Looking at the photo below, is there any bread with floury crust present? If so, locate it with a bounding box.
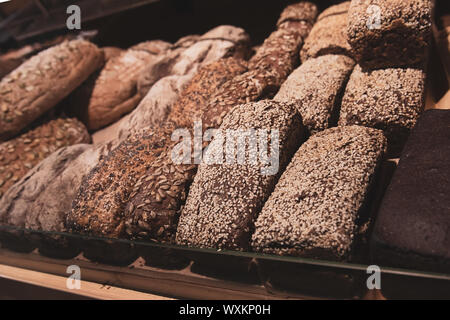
[0,40,103,142]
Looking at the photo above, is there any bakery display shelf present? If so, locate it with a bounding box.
[0,226,449,300]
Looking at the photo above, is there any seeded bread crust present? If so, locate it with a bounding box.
[275,54,355,134]
[0,117,90,199]
[338,65,426,156]
[300,1,352,62]
[347,0,432,69]
[176,100,305,251]
[251,126,387,260]
[69,41,171,130]
[0,40,103,142]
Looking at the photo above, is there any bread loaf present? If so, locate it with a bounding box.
[101,47,124,61]
[0,142,113,230]
[66,123,177,238]
[176,100,305,251]
[0,40,103,142]
[116,26,251,141]
[68,2,318,243]
[300,1,352,62]
[251,126,387,260]
[338,65,426,156]
[0,117,90,199]
[121,58,248,242]
[347,0,432,69]
[274,54,355,134]
[68,40,171,130]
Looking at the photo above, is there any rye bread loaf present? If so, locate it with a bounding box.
[251,126,387,260]
[338,64,426,156]
[176,100,305,251]
[0,117,90,199]
[0,40,103,142]
[347,0,432,69]
[300,1,352,62]
[116,26,251,141]
[68,40,171,130]
[274,54,355,134]
[0,142,113,232]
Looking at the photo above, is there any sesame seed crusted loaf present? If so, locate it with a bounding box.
[276,1,318,27]
[251,125,387,260]
[0,40,103,142]
[116,26,251,141]
[0,117,90,199]
[338,65,426,156]
[68,40,171,131]
[347,0,433,69]
[176,100,305,251]
[275,54,355,134]
[300,1,352,62]
[371,109,450,273]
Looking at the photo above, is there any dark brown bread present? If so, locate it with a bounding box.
[176,100,305,251]
[251,126,387,260]
[338,65,426,156]
[347,0,432,69]
[300,1,352,62]
[0,40,103,142]
[68,41,171,130]
[0,117,90,199]
[275,54,355,133]
[371,110,450,272]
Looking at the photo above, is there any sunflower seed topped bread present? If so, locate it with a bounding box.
[116,26,251,141]
[175,100,305,251]
[251,126,387,260]
[0,117,90,199]
[300,1,352,62]
[338,65,426,156]
[347,0,432,69]
[66,123,177,238]
[275,54,355,134]
[0,40,103,142]
[68,40,171,131]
